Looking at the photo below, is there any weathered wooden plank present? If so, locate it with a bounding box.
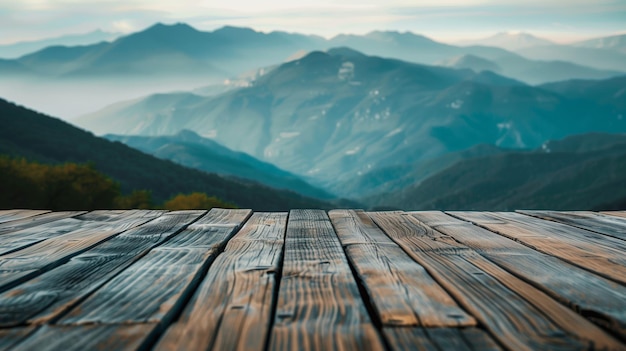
[59,247,214,324]
[0,218,105,256]
[155,212,287,351]
[59,208,251,325]
[383,327,502,351]
[519,210,626,241]
[451,211,626,285]
[0,210,161,256]
[329,209,475,328]
[382,327,439,351]
[76,209,165,221]
[0,210,50,224]
[601,211,626,219]
[0,210,21,217]
[0,211,205,327]
[0,211,85,236]
[369,211,624,351]
[451,328,504,351]
[268,209,385,351]
[11,324,155,351]
[413,211,626,338]
[0,210,161,293]
[0,327,36,351]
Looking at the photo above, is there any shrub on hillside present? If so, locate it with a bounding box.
[163,192,236,210]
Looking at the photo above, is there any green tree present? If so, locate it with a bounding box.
[44,162,120,210]
[0,156,120,210]
[116,190,154,209]
[0,157,46,208]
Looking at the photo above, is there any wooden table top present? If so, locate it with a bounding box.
[0,208,624,351]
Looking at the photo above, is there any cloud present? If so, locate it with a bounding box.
[111,20,136,33]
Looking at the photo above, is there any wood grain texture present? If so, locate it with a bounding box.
[0,210,50,224]
[0,211,205,327]
[0,211,85,236]
[268,210,385,351]
[383,327,502,351]
[75,209,164,221]
[155,212,287,351]
[59,208,251,325]
[0,327,35,351]
[451,211,626,284]
[369,211,624,351]
[413,211,626,338]
[329,209,475,328]
[0,211,161,293]
[0,209,624,351]
[0,210,161,256]
[60,247,217,324]
[601,211,626,219]
[11,324,155,351]
[519,210,626,241]
[0,218,103,256]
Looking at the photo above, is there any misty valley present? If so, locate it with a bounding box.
[1,23,626,211]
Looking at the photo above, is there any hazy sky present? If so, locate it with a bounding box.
[1,0,625,44]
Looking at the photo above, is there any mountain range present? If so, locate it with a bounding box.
[9,23,623,84]
[104,130,334,200]
[516,43,626,72]
[437,53,621,85]
[574,33,626,53]
[4,24,323,79]
[2,23,626,210]
[0,30,119,59]
[75,48,626,197]
[0,98,335,210]
[457,32,555,51]
[371,133,626,210]
[1,25,623,83]
[1,23,624,118]
[459,32,626,71]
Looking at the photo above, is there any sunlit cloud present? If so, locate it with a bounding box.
[111,20,136,33]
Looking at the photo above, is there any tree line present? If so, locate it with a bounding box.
[0,156,236,210]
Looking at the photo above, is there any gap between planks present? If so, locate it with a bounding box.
[329,209,501,351]
[413,211,626,339]
[369,211,624,351]
[0,210,206,327]
[10,209,252,351]
[450,211,626,285]
[0,210,164,293]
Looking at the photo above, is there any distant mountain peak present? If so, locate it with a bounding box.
[573,33,626,52]
[175,129,202,138]
[143,22,199,34]
[326,47,365,58]
[364,30,436,43]
[118,22,203,44]
[300,50,331,61]
[213,26,259,36]
[459,31,553,51]
[438,54,502,74]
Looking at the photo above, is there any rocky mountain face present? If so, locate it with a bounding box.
[76,50,626,197]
